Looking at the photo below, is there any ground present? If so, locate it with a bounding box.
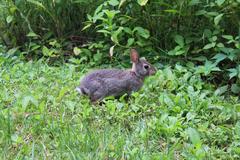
[0,60,240,159]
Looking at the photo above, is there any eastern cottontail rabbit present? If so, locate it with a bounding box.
[76,48,156,103]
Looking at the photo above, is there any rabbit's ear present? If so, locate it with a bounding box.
[130,49,139,63]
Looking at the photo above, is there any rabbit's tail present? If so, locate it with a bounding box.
[75,86,88,95]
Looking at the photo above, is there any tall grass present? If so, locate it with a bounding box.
[0,0,103,46]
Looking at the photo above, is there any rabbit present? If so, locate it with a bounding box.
[76,48,156,103]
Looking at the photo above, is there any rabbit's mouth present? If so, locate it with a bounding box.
[149,69,156,76]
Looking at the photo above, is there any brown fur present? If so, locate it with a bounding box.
[76,48,156,103]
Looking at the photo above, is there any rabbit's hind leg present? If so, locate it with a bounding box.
[90,89,106,104]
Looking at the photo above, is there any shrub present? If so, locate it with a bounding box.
[0,0,240,93]
[82,0,240,93]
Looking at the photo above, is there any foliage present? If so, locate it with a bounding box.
[1,0,240,92]
[82,0,240,93]
[0,0,103,47]
[0,59,240,159]
[1,0,240,158]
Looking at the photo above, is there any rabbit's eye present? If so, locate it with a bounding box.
[144,65,149,69]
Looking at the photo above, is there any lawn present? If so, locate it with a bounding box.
[1,60,240,159]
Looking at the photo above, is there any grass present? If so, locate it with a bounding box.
[0,59,240,159]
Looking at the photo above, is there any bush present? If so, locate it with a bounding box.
[0,0,103,46]
[0,0,240,93]
[83,0,240,93]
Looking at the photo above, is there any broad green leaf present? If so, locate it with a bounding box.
[228,66,240,79]
[163,94,174,107]
[196,60,221,75]
[42,46,51,56]
[174,45,182,51]
[168,46,185,56]
[214,85,228,96]
[208,105,224,110]
[127,38,134,46]
[10,6,17,14]
[203,29,212,38]
[217,43,224,48]
[97,29,111,34]
[219,47,232,54]
[49,40,58,47]
[123,27,132,35]
[228,69,237,79]
[195,10,207,16]
[104,10,120,19]
[222,35,233,40]
[111,27,123,44]
[207,12,219,16]
[7,48,18,55]
[136,40,145,47]
[93,12,104,23]
[6,16,13,23]
[212,53,227,63]
[31,44,41,51]
[231,84,240,94]
[11,134,23,144]
[212,36,217,42]
[27,0,47,10]
[216,0,225,6]
[118,0,126,8]
[27,32,39,37]
[174,35,184,47]
[133,27,150,39]
[87,14,92,21]
[203,42,216,49]
[192,56,207,62]
[93,52,102,62]
[137,0,149,6]
[189,0,200,6]
[167,50,176,56]
[186,112,197,121]
[73,47,81,56]
[164,67,175,80]
[235,43,240,49]
[204,60,221,71]
[175,50,185,55]
[186,127,201,145]
[58,87,68,100]
[94,4,103,15]
[214,13,224,25]
[108,0,119,6]
[22,95,38,109]
[65,101,75,112]
[81,23,92,31]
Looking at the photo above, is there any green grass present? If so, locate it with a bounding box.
[0,60,240,159]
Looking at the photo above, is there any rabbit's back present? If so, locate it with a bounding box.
[79,69,143,100]
[82,69,127,80]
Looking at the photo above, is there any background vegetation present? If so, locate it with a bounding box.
[0,0,240,159]
[1,0,240,92]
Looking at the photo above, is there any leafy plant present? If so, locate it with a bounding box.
[82,0,153,61]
